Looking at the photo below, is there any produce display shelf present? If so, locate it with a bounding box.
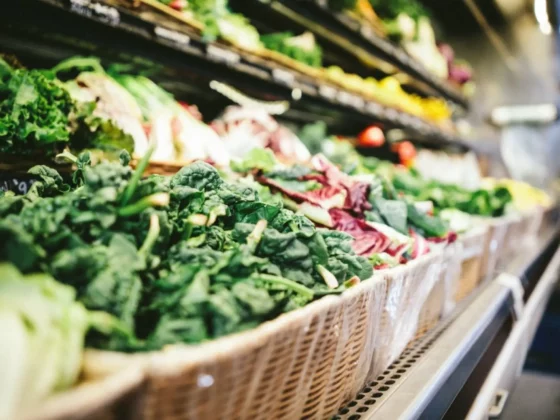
[236,0,469,109]
[337,223,560,420]
[3,0,466,146]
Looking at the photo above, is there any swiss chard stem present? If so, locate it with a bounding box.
[182,214,208,241]
[207,204,227,226]
[247,220,267,253]
[252,273,314,300]
[139,214,160,258]
[118,193,169,217]
[120,145,154,206]
[343,276,361,288]
[316,264,339,289]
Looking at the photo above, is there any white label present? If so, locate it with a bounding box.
[360,25,374,39]
[70,0,120,25]
[319,85,337,101]
[155,26,190,45]
[1,178,35,194]
[366,101,383,115]
[272,68,295,85]
[337,91,364,109]
[385,108,399,121]
[207,45,240,64]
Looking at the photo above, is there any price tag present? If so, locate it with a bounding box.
[366,101,383,116]
[395,49,408,62]
[337,91,364,110]
[69,0,120,25]
[272,68,295,86]
[319,85,337,101]
[154,26,190,46]
[207,45,240,64]
[385,108,399,121]
[0,177,36,195]
[360,25,374,39]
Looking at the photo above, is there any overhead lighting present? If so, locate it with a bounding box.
[534,0,552,35]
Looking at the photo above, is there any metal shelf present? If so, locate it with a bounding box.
[2,0,467,145]
[338,224,560,420]
[237,0,469,109]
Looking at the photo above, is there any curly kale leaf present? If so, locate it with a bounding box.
[0,67,75,155]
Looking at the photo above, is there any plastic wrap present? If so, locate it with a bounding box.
[370,251,444,378]
[495,210,543,273]
[479,216,511,284]
[84,275,387,420]
[415,242,463,339]
[441,241,465,316]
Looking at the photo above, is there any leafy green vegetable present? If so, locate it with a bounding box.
[328,0,358,12]
[0,263,121,419]
[406,203,448,238]
[370,197,408,234]
[0,59,75,156]
[230,148,278,173]
[0,57,137,158]
[369,0,430,21]
[0,154,372,351]
[298,121,328,156]
[261,32,323,67]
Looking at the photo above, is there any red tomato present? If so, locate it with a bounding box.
[358,126,385,147]
[169,0,187,10]
[396,141,416,166]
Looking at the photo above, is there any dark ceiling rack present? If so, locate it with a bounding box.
[230,0,469,109]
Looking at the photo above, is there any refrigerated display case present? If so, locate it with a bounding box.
[0,1,558,420]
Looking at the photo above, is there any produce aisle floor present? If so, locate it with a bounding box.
[501,372,560,420]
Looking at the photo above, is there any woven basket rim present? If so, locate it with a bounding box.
[21,364,144,420]
[84,251,445,374]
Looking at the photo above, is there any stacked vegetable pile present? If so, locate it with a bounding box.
[326,0,474,88]
[0,149,372,353]
[155,0,262,50]
[0,59,133,158]
[0,56,230,165]
[261,32,323,68]
[231,148,454,269]
[296,132,513,230]
[146,0,453,125]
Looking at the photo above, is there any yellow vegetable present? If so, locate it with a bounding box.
[483,178,553,211]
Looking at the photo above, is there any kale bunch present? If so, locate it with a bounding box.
[0,152,372,351]
[0,59,75,156]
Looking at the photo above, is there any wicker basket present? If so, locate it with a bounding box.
[453,226,489,303]
[21,363,145,420]
[371,251,444,377]
[84,275,388,420]
[414,242,463,340]
[478,216,512,284]
[80,251,448,420]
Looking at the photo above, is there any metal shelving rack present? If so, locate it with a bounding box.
[240,0,469,109]
[337,221,560,420]
[1,0,468,145]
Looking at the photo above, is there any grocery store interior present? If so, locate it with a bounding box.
[2,0,560,419]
